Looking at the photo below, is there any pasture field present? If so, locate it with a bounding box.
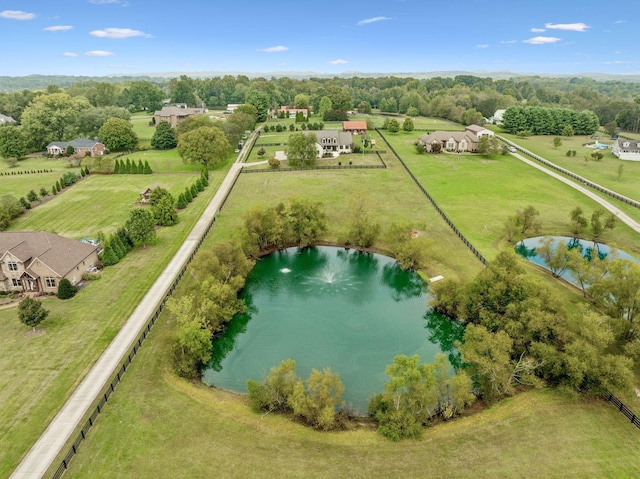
[380,130,640,260]
[0,158,80,199]
[10,173,202,239]
[500,131,640,204]
[0,164,231,478]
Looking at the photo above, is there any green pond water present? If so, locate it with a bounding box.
[201,246,463,414]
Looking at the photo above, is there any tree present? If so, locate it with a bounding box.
[245,90,270,122]
[152,193,178,226]
[327,86,352,111]
[590,259,640,338]
[289,368,345,430]
[515,205,541,235]
[177,126,230,169]
[357,101,372,114]
[536,237,572,278]
[167,295,212,378]
[151,121,178,150]
[387,119,400,133]
[477,135,501,157]
[318,96,333,117]
[569,206,588,235]
[0,126,28,161]
[346,192,381,247]
[247,358,299,412]
[98,117,138,152]
[561,124,574,137]
[460,324,515,403]
[18,296,49,330]
[368,354,437,441]
[552,137,562,148]
[280,197,328,248]
[169,75,197,106]
[76,106,131,138]
[402,117,414,132]
[20,92,90,149]
[385,222,428,271]
[57,278,78,299]
[119,80,164,112]
[294,93,311,109]
[175,115,216,138]
[125,208,157,247]
[590,208,616,240]
[285,132,317,166]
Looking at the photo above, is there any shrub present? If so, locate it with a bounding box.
[268,157,280,168]
[57,278,78,299]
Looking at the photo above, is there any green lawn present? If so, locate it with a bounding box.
[62,308,640,479]
[500,132,640,203]
[0,165,231,478]
[0,157,81,198]
[130,113,154,148]
[10,173,201,239]
[380,130,640,261]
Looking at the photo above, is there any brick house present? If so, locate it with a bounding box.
[46,138,106,157]
[153,105,208,127]
[417,124,494,153]
[0,232,100,293]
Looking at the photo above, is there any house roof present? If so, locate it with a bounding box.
[309,130,353,146]
[154,106,207,117]
[464,124,488,133]
[46,138,102,149]
[616,138,640,152]
[0,232,99,278]
[418,131,477,144]
[343,121,367,130]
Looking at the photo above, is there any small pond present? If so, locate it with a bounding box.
[201,246,463,415]
[516,235,640,285]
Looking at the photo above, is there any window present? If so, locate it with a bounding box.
[45,277,56,288]
[12,278,21,287]
[8,262,18,271]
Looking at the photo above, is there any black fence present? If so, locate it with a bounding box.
[376,129,487,266]
[603,391,640,429]
[49,168,241,479]
[253,142,286,147]
[497,135,640,209]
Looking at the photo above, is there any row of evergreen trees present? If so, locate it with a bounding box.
[1,168,54,176]
[176,169,209,210]
[100,227,134,266]
[113,158,153,174]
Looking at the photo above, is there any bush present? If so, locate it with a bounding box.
[268,157,280,168]
[57,278,78,299]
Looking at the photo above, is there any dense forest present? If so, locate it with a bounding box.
[1,73,640,137]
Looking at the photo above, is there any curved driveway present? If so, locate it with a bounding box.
[512,152,640,234]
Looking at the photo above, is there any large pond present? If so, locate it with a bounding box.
[201,246,463,415]
[516,235,640,285]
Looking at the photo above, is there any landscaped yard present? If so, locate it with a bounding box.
[0,162,231,478]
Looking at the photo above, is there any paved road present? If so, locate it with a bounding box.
[10,161,244,479]
[512,151,640,234]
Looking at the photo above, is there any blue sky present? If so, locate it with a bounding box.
[1,0,637,77]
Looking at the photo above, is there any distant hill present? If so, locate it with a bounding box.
[2,70,640,92]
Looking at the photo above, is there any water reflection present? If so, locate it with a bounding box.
[201,246,461,412]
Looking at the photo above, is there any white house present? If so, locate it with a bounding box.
[612,138,640,161]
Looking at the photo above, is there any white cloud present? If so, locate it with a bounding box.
[257,45,288,53]
[357,16,391,26]
[90,27,151,39]
[476,44,489,49]
[327,59,348,65]
[523,36,562,45]
[531,28,546,33]
[63,52,79,57]
[85,50,114,56]
[44,25,73,32]
[500,40,517,44]
[614,20,625,24]
[604,60,634,64]
[544,22,590,32]
[0,10,36,20]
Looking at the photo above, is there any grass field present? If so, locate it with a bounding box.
[380,130,640,260]
[130,113,154,148]
[499,131,640,203]
[62,309,640,479]
[0,163,231,478]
